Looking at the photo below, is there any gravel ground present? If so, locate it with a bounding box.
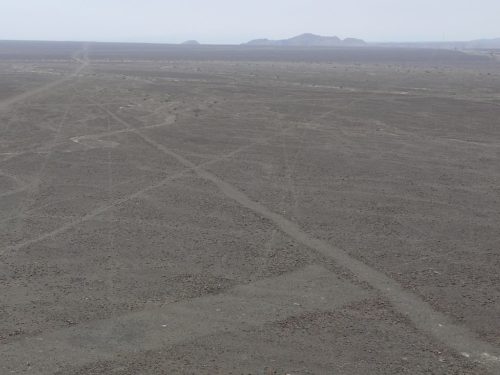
[0,41,499,374]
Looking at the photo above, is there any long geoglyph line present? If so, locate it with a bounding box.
[82,60,500,370]
[0,122,295,257]
[0,46,89,113]
[101,101,500,372]
[1,52,499,372]
[0,266,369,374]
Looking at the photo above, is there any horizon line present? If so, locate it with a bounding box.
[1,35,499,46]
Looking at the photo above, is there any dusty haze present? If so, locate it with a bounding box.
[1,0,500,44]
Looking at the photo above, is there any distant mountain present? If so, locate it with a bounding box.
[245,33,366,47]
[244,34,500,50]
[466,38,500,49]
[181,40,200,45]
[377,38,500,50]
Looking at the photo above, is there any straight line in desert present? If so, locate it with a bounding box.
[0,266,369,374]
[0,120,293,256]
[106,109,500,372]
[0,46,88,112]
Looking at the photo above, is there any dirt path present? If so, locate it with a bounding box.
[65,53,500,371]
[98,100,500,372]
[1,266,368,373]
[1,45,499,374]
[0,45,88,112]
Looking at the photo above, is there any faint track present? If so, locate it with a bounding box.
[0,120,178,169]
[0,46,89,112]
[0,122,293,256]
[280,106,351,219]
[5,73,83,233]
[0,266,368,374]
[100,107,500,372]
[0,169,25,189]
[0,187,26,200]
[2,55,499,372]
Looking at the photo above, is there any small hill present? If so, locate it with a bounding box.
[181,40,200,45]
[245,33,366,47]
[343,37,367,46]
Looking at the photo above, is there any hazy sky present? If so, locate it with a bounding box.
[1,0,500,44]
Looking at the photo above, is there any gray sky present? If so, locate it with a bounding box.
[1,0,500,44]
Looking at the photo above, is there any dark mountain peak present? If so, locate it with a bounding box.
[295,33,329,39]
[181,40,200,45]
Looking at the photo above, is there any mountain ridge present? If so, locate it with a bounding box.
[245,33,366,47]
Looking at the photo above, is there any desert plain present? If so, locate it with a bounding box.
[0,41,499,374]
